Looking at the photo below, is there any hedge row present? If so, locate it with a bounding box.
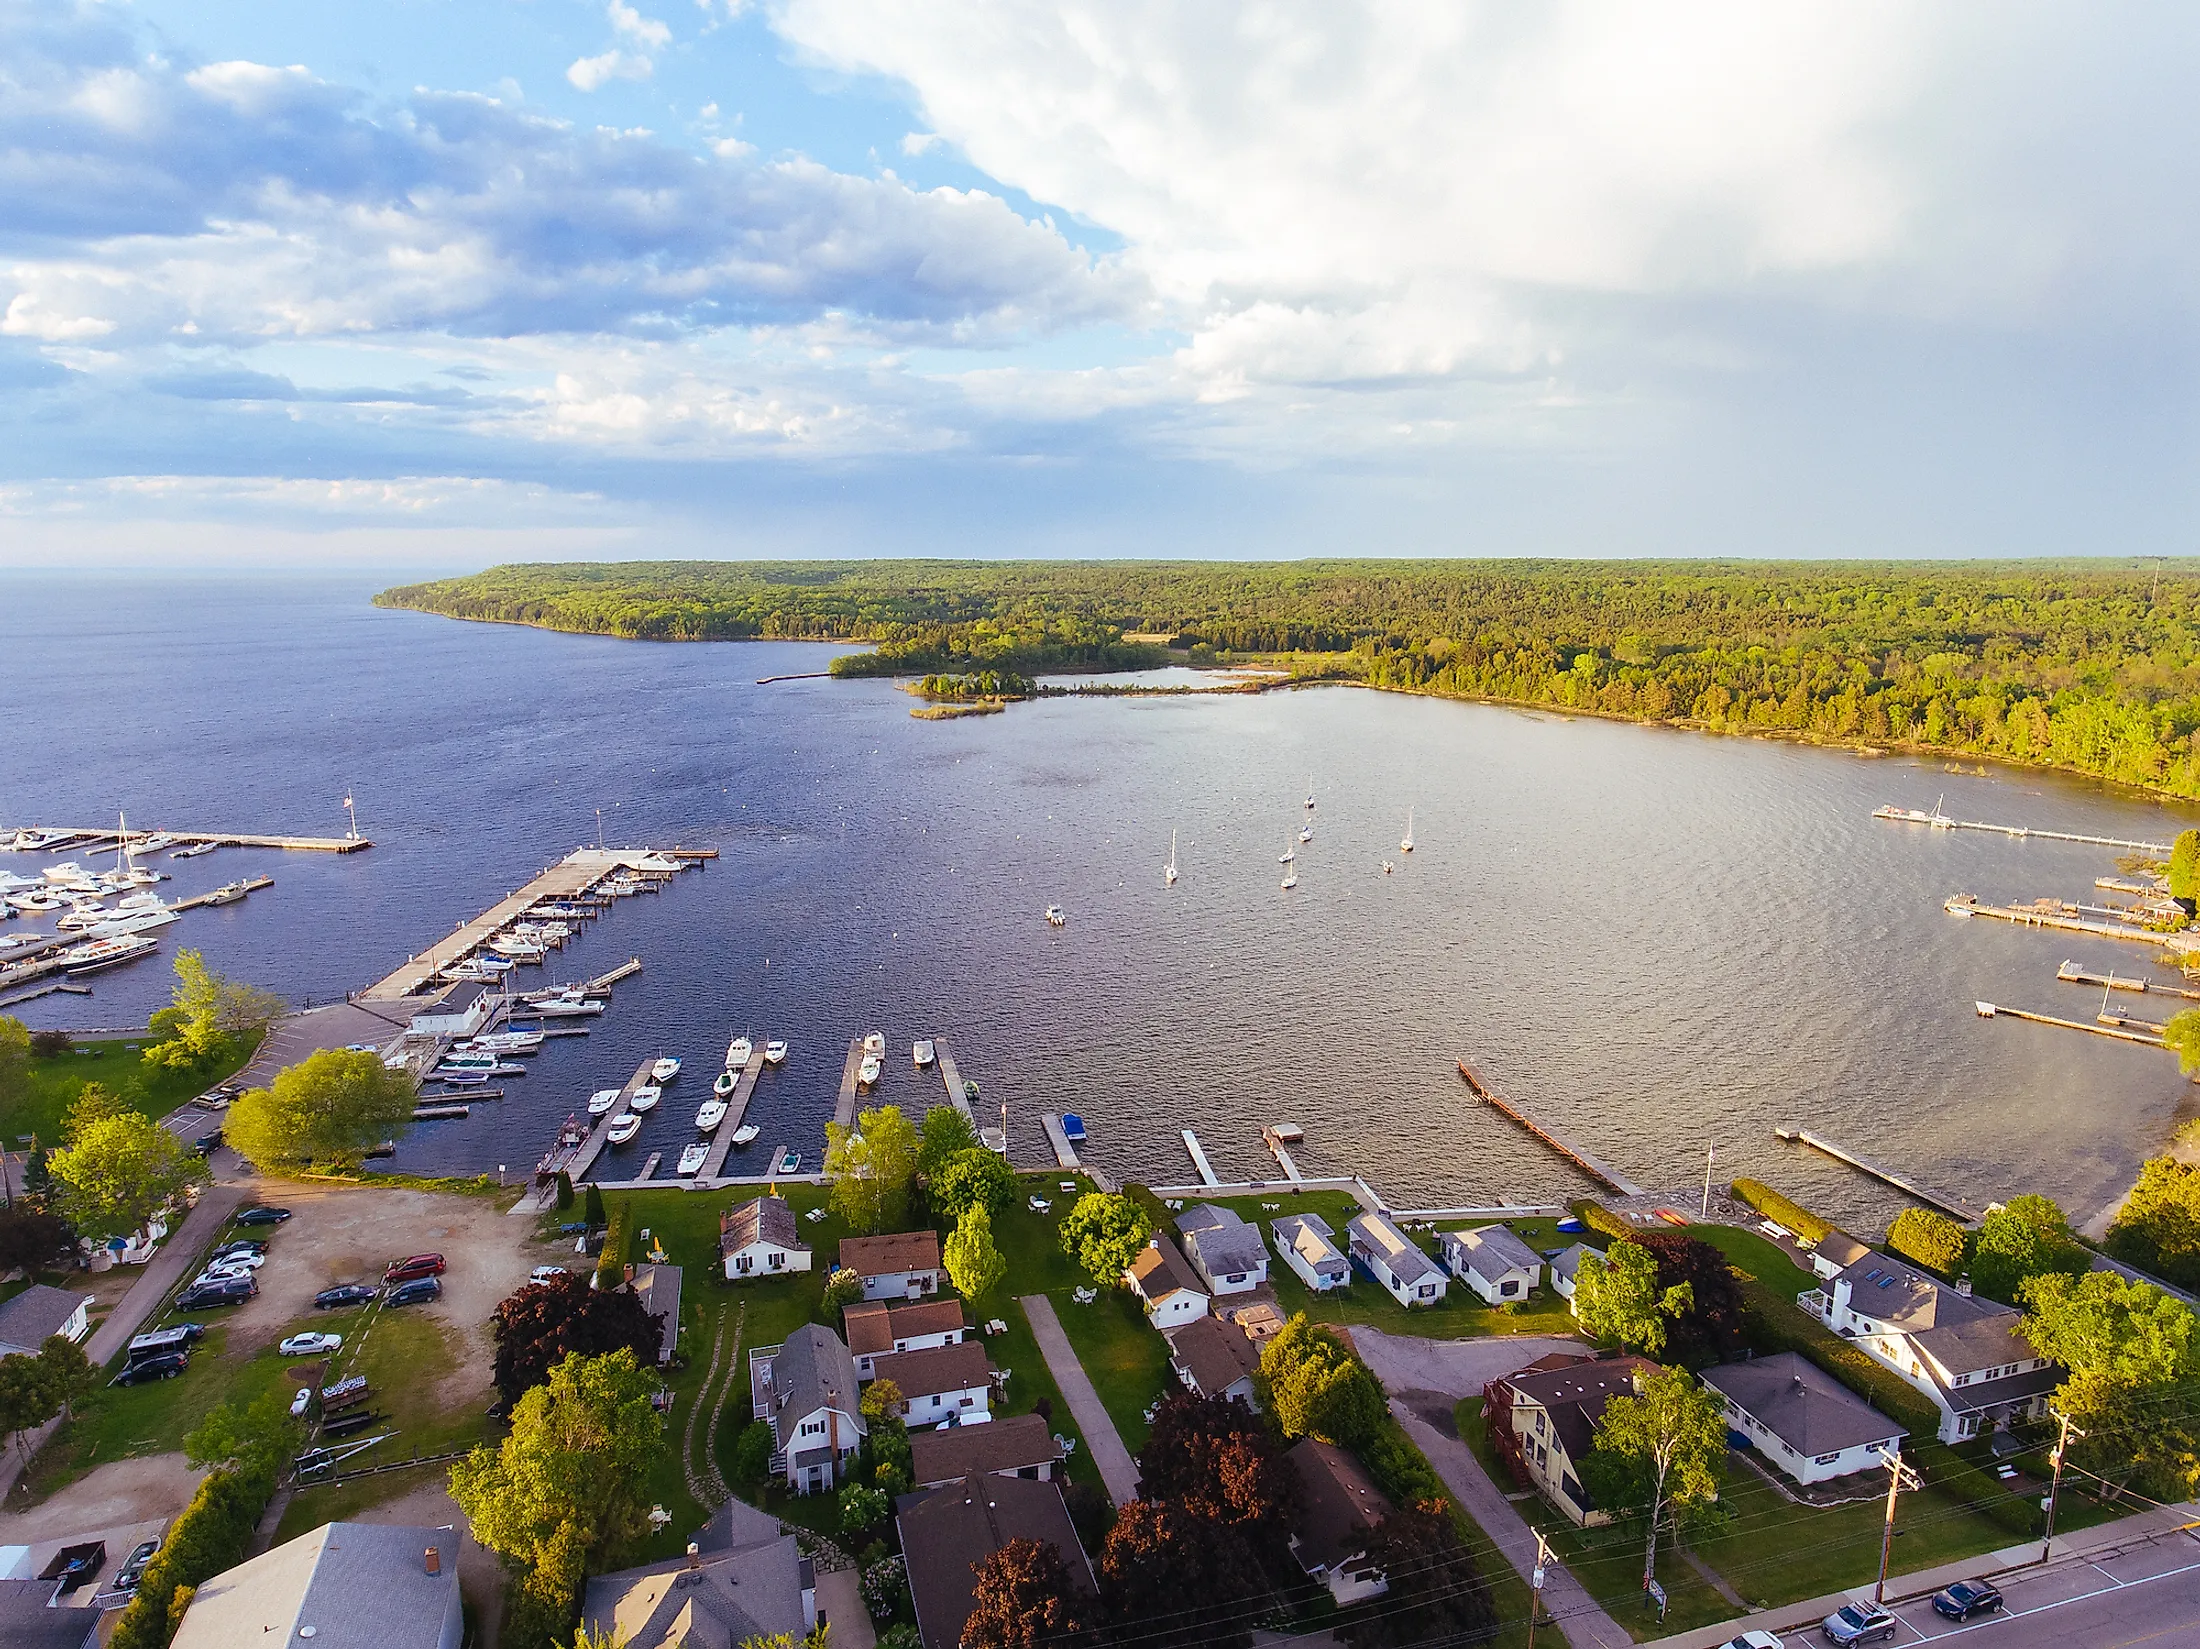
[594,1196,633,1290]
[109,1461,280,1649]
[1569,1199,1634,1244]
[1729,1178,1838,1247]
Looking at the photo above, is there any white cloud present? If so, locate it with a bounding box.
[900,131,942,156]
[568,49,653,91]
[608,1,673,48]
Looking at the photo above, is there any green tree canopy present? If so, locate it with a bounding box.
[46,1110,205,1239]
[824,1103,920,1235]
[0,1353,60,1461]
[62,1082,135,1143]
[0,1016,27,1127]
[1573,1241,1693,1358]
[944,1203,1006,1301]
[144,949,285,1071]
[917,1105,980,1182]
[1259,1314,1385,1449]
[2019,1269,2200,1501]
[2172,830,2200,904]
[1887,1207,1972,1280]
[224,1047,416,1169]
[933,1147,1015,1222]
[819,1266,864,1322]
[1058,1192,1150,1287]
[2165,1012,2200,1076]
[1582,1365,1727,1589]
[2107,1157,2200,1291]
[185,1387,303,1480]
[1971,1194,2090,1305]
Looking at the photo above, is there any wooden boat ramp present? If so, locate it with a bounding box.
[1456,1059,1644,1197]
[1776,1126,1986,1223]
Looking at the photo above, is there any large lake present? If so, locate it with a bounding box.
[4,571,2195,1229]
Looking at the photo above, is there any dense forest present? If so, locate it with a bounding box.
[377,559,2200,801]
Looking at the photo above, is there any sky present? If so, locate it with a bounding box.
[3,0,2198,569]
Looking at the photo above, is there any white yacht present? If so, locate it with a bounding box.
[725,1035,754,1068]
[764,1040,788,1065]
[606,1113,642,1145]
[440,1051,502,1072]
[469,1030,544,1054]
[629,1085,662,1113]
[55,903,111,933]
[42,862,94,885]
[88,906,178,939]
[696,1099,728,1132]
[862,1031,886,1057]
[169,841,218,859]
[489,935,547,961]
[729,1123,760,1147]
[61,934,159,974]
[858,1055,882,1087]
[134,833,178,854]
[651,1056,682,1084]
[529,994,604,1018]
[676,1141,710,1176]
[588,1087,623,1117]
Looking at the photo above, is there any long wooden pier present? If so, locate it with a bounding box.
[698,1041,768,1180]
[564,1058,659,1184]
[1875,807,2170,854]
[1974,1000,2169,1049]
[835,1039,864,1130]
[2057,960,2200,1001]
[1776,1127,1987,1223]
[934,1038,975,1123]
[1180,1129,1219,1187]
[21,825,371,854]
[1455,1060,1645,1197]
[1944,893,2170,946]
[364,849,686,999]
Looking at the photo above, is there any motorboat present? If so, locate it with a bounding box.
[526,995,604,1018]
[725,1035,754,1068]
[628,1085,662,1113]
[169,841,218,859]
[588,1088,623,1117]
[774,1148,801,1174]
[42,862,95,886]
[676,1142,710,1176]
[440,1051,502,1071]
[1060,1113,1087,1144]
[764,1041,788,1065]
[651,1056,682,1084]
[1281,861,1299,890]
[56,903,112,933]
[696,1099,727,1131]
[862,1031,885,1057]
[87,907,177,939]
[858,1056,882,1087]
[434,1070,492,1088]
[914,1039,936,1068]
[1381,859,1395,875]
[437,1060,521,1078]
[1044,906,1067,927]
[1299,824,1313,844]
[467,1031,544,1054]
[134,833,178,854]
[201,881,253,906]
[1279,845,1295,863]
[116,891,166,911]
[62,934,160,974]
[729,1124,760,1148]
[489,936,548,961]
[606,1113,642,1145]
[1400,807,1415,853]
[6,889,68,913]
[712,1069,737,1097]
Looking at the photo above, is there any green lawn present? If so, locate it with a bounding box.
[4,1032,260,1148]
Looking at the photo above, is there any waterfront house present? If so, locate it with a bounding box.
[1346,1212,1447,1308]
[1272,1213,1350,1292]
[720,1196,812,1281]
[844,1297,968,1381]
[1126,1236,1211,1327]
[1699,1353,1906,1486]
[171,1522,462,1649]
[1490,1354,1662,1525]
[0,1285,92,1358]
[1174,1205,1270,1295]
[1801,1251,2058,1443]
[749,1325,866,1494]
[909,1411,1064,1489]
[628,1263,680,1368]
[1808,1231,1873,1282]
[1284,1439,1393,1606]
[1437,1225,1542,1305]
[867,1341,993,1425]
[582,1526,814,1648]
[1548,1242,1594,1302]
[839,1231,943,1300]
[1164,1314,1262,1408]
[405,981,494,1040]
[897,1473,1094,1649]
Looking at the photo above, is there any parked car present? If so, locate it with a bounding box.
[205,1250,264,1270]
[387,1276,442,1307]
[1932,1581,2004,1621]
[384,1253,446,1284]
[529,1266,569,1285]
[112,1353,188,1385]
[115,1539,160,1593]
[314,1283,379,1309]
[176,1280,254,1309]
[127,1327,197,1364]
[290,1386,312,1418]
[235,1206,292,1226]
[1821,1603,1897,1645]
[211,1239,267,1259]
[1720,1636,1784,1649]
[193,1130,224,1156]
[279,1332,342,1357]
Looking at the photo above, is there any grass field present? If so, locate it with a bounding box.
[5,1032,260,1147]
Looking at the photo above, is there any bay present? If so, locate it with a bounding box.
[2,570,2193,1230]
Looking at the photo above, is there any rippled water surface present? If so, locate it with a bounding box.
[4,571,2196,1227]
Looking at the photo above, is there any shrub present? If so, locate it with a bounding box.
[1362,1419,1446,1509]
[108,1460,280,1649]
[1570,1200,1634,1244]
[840,1482,890,1534]
[1887,1207,1970,1279]
[584,1183,606,1229]
[554,1171,574,1210]
[28,1029,70,1058]
[731,1422,775,1488]
[593,1198,632,1290]
[820,1267,864,1320]
[1728,1179,1837,1246]
[860,1554,907,1622]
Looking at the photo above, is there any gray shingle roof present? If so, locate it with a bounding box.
[1347,1213,1444,1286]
[1440,1225,1542,1281]
[631,1264,680,1366]
[170,1522,459,1649]
[1286,1439,1393,1574]
[767,1325,865,1455]
[1835,1253,2008,1335]
[1699,1353,1906,1457]
[582,1531,809,1649]
[1181,1216,1268,1284]
[1274,1214,1349,1281]
[1165,1315,1261,1398]
[0,1284,88,1355]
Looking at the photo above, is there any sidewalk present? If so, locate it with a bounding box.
[1018,1294,1141,1506]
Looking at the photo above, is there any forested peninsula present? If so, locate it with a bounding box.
[376,559,2200,801]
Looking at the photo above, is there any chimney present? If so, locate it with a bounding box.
[1956,1276,1973,1296]
[424,1546,441,1575]
[687,1543,702,1570]
[625,1263,637,1286]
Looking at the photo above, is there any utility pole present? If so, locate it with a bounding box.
[1526,1528,1554,1649]
[2042,1407,2085,1562]
[1700,1144,1716,1219]
[1874,1446,1923,1603]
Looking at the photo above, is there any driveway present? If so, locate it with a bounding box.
[1018,1295,1141,1506]
[1343,1326,1585,1403]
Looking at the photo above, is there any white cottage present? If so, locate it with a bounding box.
[1437,1225,1542,1305]
[1272,1213,1351,1293]
[1548,1242,1594,1302]
[1346,1212,1447,1308]
[1126,1236,1211,1328]
[1175,1206,1270,1296]
[720,1196,813,1281]
[1699,1353,1907,1486]
[750,1325,866,1494]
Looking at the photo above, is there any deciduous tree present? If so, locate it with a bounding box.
[61,1083,134,1142]
[0,1017,27,1129]
[964,1537,1098,1649]
[0,1210,70,1274]
[1573,1242,1690,1358]
[2106,1157,2200,1291]
[1259,1314,1384,1449]
[1582,1366,1726,1590]
[933,1148,1015,1222]
[944,1203,1006,1301]
[1972,1194,2090,1305]
[35,1335,95,1423]
[2172,830,2200,907]
[1137,1393,1297,1535]
[0,1353,59,1462]
[917,1105,979,1183]
[1344,1503,1498,1649]
[1888,1207,1971,1279]
[820,1266,864,1322]
[224,1047,415,1169]
[1633,1233,1747,1365]
[490,1273,665,1405]
[143,949,285,1071]
[824,1104,920,1235]
[46,1110,205,1239]
[1096,1499,1260,1649]
[2020,1269,2200,1501]
[1058,1192,1150,1287]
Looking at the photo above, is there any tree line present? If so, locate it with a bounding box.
[381,558,2200,800]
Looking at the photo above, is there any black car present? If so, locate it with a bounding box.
[211,1239,266,1259]
[193,1130,224,1156]
[175,1280,254,1310]
[1932,1580,2004,1621]
[112,1353,188,1385]
[115,1539,160,1593]
[235,1206,292,1226]
[387,1276,442,1307]
[314,1283,379,1310]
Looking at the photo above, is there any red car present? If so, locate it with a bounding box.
[383,1253,446,1284]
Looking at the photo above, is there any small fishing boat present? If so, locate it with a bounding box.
[1164,830,1178,886]
[468,1030,544,1054]
[1400,807,1415,853]
[1381,859,1395,875]
[1279,845,1295,863]
[651,1056,681,1084]
[774,1147,801,1174]
[696,1099,727,1131]
[1060,1112,1087,1144]
[713,1069,737,1097]
[629,1085,662,1113]
[606,1113,643,1145]
[169,841,218,859]
[913,1039,935,1068]
[1044,906,1067,927]
[730,1123,760,1148]
[858,1055,882,1087]
[439,1051,502,1072]
[676,1142,710,1176]
[725,1035,754,1068]
[764,1040,788,1064]
[1281,859,1299,890]
[588,1087,623,1117]
[862,1031,885,1057]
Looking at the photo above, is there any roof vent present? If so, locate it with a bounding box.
[424,1546,440,1575]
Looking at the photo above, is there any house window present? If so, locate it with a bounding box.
[1815,1453,1840,1465]
[1502,1281,1520,1296]
[931,1394,942,1407]
[767,1252,783,1271]
[960,1395,974,1407]
[1227,1274,1245,1284]
[1419,1284,1436,1298]
[735,1255,754,1274]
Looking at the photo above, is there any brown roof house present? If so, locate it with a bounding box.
[845,1297,967,1380]
[910,1412,1065,1489]
[720,1196,812,1281]
[1125,1235,1210,1329]
[1285,1439,1393,1605]
[840,1231,942,1300]
[1164,1314,1261,1408]
[868,1341,994,1426]
[1492,1354,1663,1525]
[896,1472,1094,1649]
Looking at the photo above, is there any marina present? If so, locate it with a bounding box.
[1455,1059,1645,1197]
[1874,804,2172,854]
[695,1038,768,1180]
[1775,1127,1987,1223]
[1942,892,2171,945]
[557,1058,663,1185]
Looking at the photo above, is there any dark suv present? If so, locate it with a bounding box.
[388,1276,442,1307]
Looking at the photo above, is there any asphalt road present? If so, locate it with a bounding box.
[1752,1534,2200,1649]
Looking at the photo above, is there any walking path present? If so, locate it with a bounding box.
[1018,1295,1140,1506]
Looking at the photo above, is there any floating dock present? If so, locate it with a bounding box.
[563,1058,659,1184]
[1455,1060,1645,1197]
[935,1038,975,1123]
[1874,807,2170,855]
[1261,1126,1305,1184]
[170,875,275,912]
[2057,960,2200,1001]
[1974,1001,2169,1049]
[1777,1127,1987,1223]
[1180,1129,1219,1187]
[1943,894,2170,946]
[698,1040,768,1180]
[586,958,643,992]
[15,825,372,854]
[1039,1114,1081,1169]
